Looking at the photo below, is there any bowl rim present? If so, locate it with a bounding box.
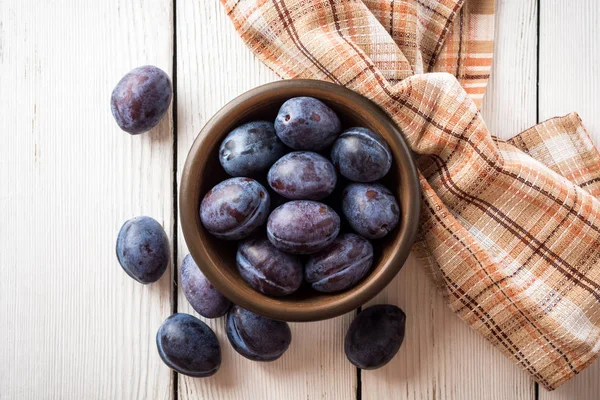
[180,79,420,322]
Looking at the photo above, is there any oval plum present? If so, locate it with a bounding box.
[331,127,392,182]
[274,97,341,151]
[219,121,287,177]
[268,151,337,200]
[342,183,400,239]
[237,236,303,296]
[111,65,172,134]
[305,233,373,293]
[200,178,270,240]
[345,305,406,369]
[116,216,170,284]
[180,254,232,318]
[267,200,340,254]
[226,306,291,362]
[157,313,221,377]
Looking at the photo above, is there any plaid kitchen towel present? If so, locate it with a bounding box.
[221,0,600,390]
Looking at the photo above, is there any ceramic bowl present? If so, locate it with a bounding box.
[180,79,420,322]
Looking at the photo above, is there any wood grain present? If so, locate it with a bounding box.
[539,1,600,398]
[482,0,539,140]
[2,0,599,398]
[361,1,538,399]
[174,2,356,399]
[0,1,174,399]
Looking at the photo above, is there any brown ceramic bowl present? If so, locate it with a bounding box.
[180,79,420,322]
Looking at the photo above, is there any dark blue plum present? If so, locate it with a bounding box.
[116,216,170,284]
[267,200,340,254]
[219,121,287,177]
[110,65,172,134]
[331,127,392,182]
[200,178,270,240]
[305,233,373,293]
[345,305,406,369]
[180,254,232,318]
[237,236,303,296]
[274,97,341,151]
[226,306,291,362]
[342,183,400,239]
[268,151,337,200]
[156,313,221,377]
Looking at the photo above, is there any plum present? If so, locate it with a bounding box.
[342,183,400,239]
[345,305,406,369]
[180,254,232,318]
[305,233,373,292]
[331,127,392,182]
[226,306,291,362]
[110,65,172,134]
[219,121,287,177]
[274,97,341,151]
[116,216,170,284]
[200,178,270,240]
[156,313,221,377]
[267,200,340,254]
[268,151,337,200]
[237,237,303,296]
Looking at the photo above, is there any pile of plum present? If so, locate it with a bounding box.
[201,96,400,297]
[112,66,406,380]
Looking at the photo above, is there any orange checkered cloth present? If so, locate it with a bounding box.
[221,0,600,390]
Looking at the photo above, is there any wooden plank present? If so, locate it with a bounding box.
[482,0,539,139]
[539,1,600,399]
[0,1,174,398]
[174,2,356,399]
[361,1,538,399]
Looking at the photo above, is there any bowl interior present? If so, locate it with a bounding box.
[181,80,419,321]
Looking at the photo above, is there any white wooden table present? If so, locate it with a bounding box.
[1,1,599,399]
